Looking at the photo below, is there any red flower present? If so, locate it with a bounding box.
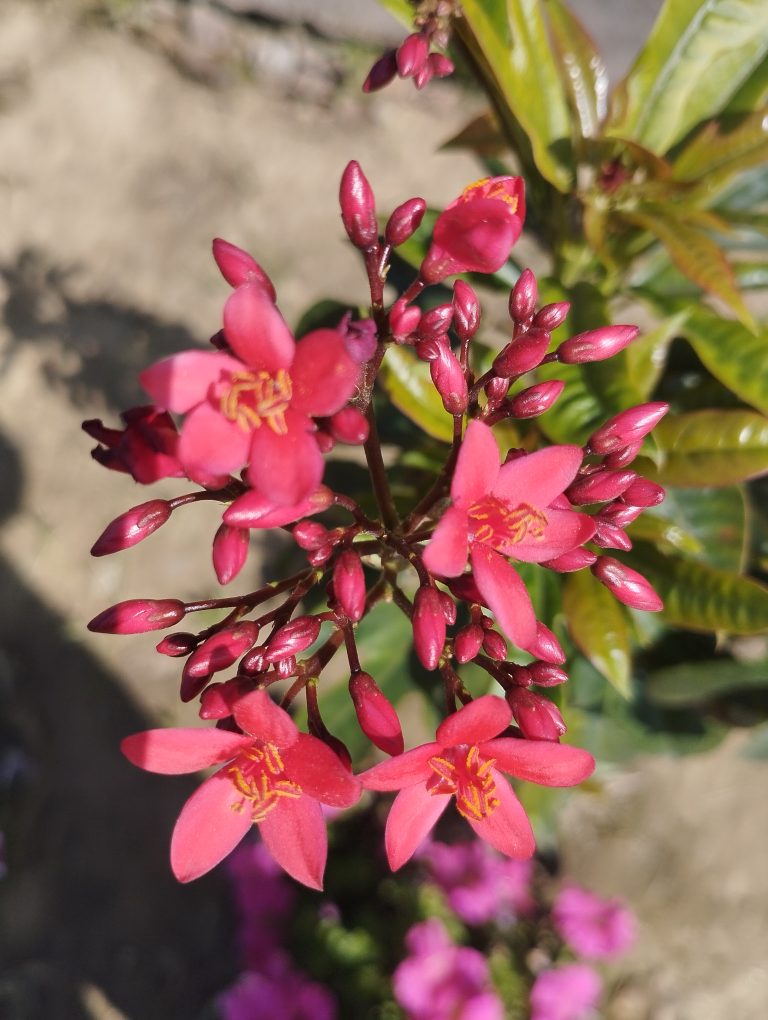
[83,406,183,484]
[361,696,594,870]
[140,283,360,503]
[423,421,594,651]
[420,177,525,283]
[121,690,361,889]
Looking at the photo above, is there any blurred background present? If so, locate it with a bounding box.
[0,0,765,1017]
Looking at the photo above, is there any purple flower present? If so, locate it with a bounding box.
[227,839,297,963]
[218,964,336,1020]
[529,964,601,1020]
[393,919,504,1020]
[419,839,535,925]
[552,884,635,960]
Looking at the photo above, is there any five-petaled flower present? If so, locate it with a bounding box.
[360,695,594,871]
[423,420,595,652]
[140,282,360,504]
[121,690,361,889]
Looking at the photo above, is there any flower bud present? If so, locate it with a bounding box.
[212,238,276,301]
[603,442,643,468]
[567,469,636,505]
[558,325,639,364]
[430,344,468,414]
[339,160,378,249]
[437,591,457,625]
[528,662,569,687]
[593,520,632,551]
[212,524,250,585]
[510,665,533,687]
[329,407,369,445]
[542,548,597,572]
[533,301,570,331]
[528,621,565,664]
[91,499,171,556]
[419,303,454,340]
[199,677,250,720]
[592,556,663,611]
[510,268,537,323]
[293,520,331,551]
[493,328,550,377]
[621,477,665,507]
[508,380,564,419]
[507,688,566,741]
[156,632,198,657]
[308,544,334,567]
[413,586,447,670]
[588,402,669,455]
[239,646,267,676]
[428,52,454,78]
[482,629,507,661]
[88,598,185,635]
[390,300,422,340]
[182,621,260,686]
[599,502,645,528]
[452,280,480,342]
[454,623,484,664]
[349,671,404,756]
[396,32,429,78]
[334,550,366,622]
[315,430,335,454]
[385,197,426,247]
[266,616,321,662]
[362,50,398,93]
[484,376,509,409]
[277,655,298,679]
[413,64,434,90]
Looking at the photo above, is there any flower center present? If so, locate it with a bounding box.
[228,741,302,823]
[461,177,519,212]
[426,744,500,821]
[468,495,547,549]
[220,368,292,435]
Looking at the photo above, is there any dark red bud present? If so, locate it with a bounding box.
[266,616,321,662]
[482,629,507,661]
[599,502,645,528]
[427,52,454,78]
[603,443,643,469]
[349,671,404,756]
[542,548,597,572]
[528,662,569,687]
[493,328,551,377]
[592,556,663,612]
[396,32,430,78]
[413,587,447,670]
[452,279,480,342]
[533,301,570,331]
[277,656,297,679]
[416,336,444,362]
[621,477,665,507]
[507,688,566,741]
[199,677,251,720]
[212,524,250,585]
[390,301,422,339]
[593,520,633,551]
[329,407,369,445]
[508,380,564,419]
[293,520,331,551]
[437,591,457,625]
[334,550,366,622]
[589,402,669,455]
[413,64,434,90]
[183,622,260,683]
[510,665,533,688]
[419,303,454,340]
[308,544,334,567]
[156,632,198,657]
[510,268,537,323]
[362,50,398,93]
[339,160,378,249]
[91,500,172,556]
[484,376,509,408]
[385,197,427,247]
[212,238,276,301]
[454,624,484,664]
[430,345,468,414]
[558,325,639,364]
[239,646,267,676]
[528,622,565,665]
[567,469,636,505]
[88,599,185,635]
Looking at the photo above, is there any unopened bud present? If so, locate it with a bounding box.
[452,280,480,342]
[315,430,335,454]
[88,598,185,635]
[542,548,597,572]
[454,623,484,663]
[413,586,447,670]
[430,344,468,414]
[156,632,198,657]
[510,665,533,687]
[329,407,369,445]
[385,197,427,247]
[621,477,665,507]
[212,524,250,585]
[528,662,569,687]
[181,622,260,700]
[484,376,509,408]
[212,238,276,301]
[593,520,632,551]
[528,621,565,664]
[293,520,331,551]
[482,629,507,661]
[362,50,398,93]
[508,380,564,419]
[533,301,570,331]
[599,502,645,528]
[419,303,454,340]
[266,616,321,662]
[334,550,366,622]
[91,499,171,556]
[589,402,669,455]
[437,591,456,624]
[558,325,639,364]
[308,544,334,567]
[592,556,663,611]
[199,677,250,720]
[396,32,429,77]
[349,671,404,756]
[339,160,378,249]
[493,328,550,377]
[277,655,298,679]
[239,646,267,676]
[507,688,566,741]
[428,52,454,78]
[603,442,643,468]
[567,469,636,505]
[413,64,434,90]
[510,268,537,323]
[390,300,422,340]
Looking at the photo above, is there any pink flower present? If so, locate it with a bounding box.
[121,690,361,889]
[423,421,594,652]
[529,964,602,1020]
[552,884,635,960]
[360,696,594,870]
[219,962,336,1020]
[83,406,183,483]
[393,919,504,1020]
[420,177,525,283]
[140,283,360,503]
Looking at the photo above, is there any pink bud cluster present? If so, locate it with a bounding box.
[363,4,457,94]
[86,159,667,891]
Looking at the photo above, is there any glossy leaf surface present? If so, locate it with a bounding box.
[563,570,632,697]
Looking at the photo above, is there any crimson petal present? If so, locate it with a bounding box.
[281,733,361,808]
[422,506,469,577]
[436,695,511,747]
[468,769,535,858]
[247,409,324,506]
[470,546,537,649]
[493,445,583,507]
[233,689,299,747]
[170,769,251,882]
[223,283,294,372]
[498,508,596,563]
[258,794,327,890]
[482,737,595,787]
[224,486,333,530]
[360,743,440,791]
[451,420,499,505]
[385,785,451,871]
[121,728,252,774]
[140,351,242,414]
[178,403,250,481]
[290,329,360,417]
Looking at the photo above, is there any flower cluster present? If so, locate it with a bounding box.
[87,158,666,891]
[363,1,457,93]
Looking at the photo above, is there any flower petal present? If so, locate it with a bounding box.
[281,733,361,808]
[170,769,251,882]
[385,785,451,871]
[360,743,440,791]
[140,351,242,414]
[422,506,469,577]
[290,329,360,417]
[223,486,333,530]
[482,737,595,787]
[451,420,499,505]
[258,794,327,890]
[499,509,596,563]
[247,409,324,506]
[470,546,537,649]
[178,403,250,482]
[493,445,583,508]
[468,770,535,858]
[436,695,511,748]
[121,728,252,774]
[223,283,295,371]
[232,689,299,747]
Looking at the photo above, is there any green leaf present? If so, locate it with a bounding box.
[622,311,689,398]
[626,541,768,634]
[378,345,454,444]
[637,409,768,487]
[622,206,755,329]
[672,107,768,191]
[535,361,607,444]
[542,0,609,141]
[457,0,573,190]
[563,570,632,697]
[683,307,768,416]
[441,110,508,157]
[606,0,768,155]
[645,658,768,706]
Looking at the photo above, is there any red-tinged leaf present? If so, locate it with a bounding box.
[672,107,768,191]
[543,0,608,140]
[562,569,632,698]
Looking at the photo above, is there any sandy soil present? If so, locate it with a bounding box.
[0,2,765,1017]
